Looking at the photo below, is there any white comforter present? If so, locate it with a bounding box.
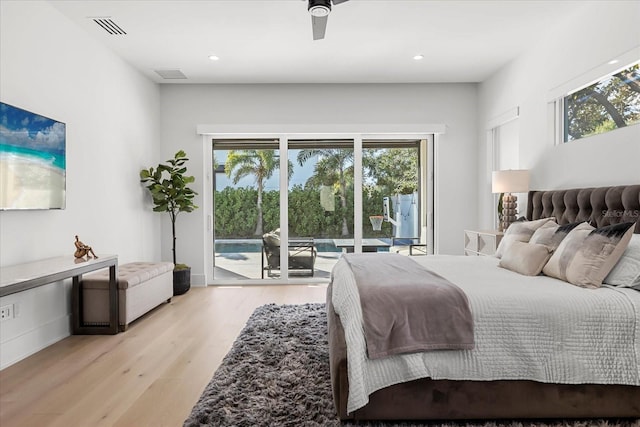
[331,255,640,414]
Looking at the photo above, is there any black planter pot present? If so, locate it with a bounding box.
[173,267,191,295]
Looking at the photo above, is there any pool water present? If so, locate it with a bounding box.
[214,238,405,254]
[215,239,342,254]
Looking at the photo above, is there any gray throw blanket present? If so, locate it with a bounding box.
[342,253,474,359]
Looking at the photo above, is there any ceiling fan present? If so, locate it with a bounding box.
[304,0,351,40]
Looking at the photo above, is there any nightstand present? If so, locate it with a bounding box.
[464,230,503,256]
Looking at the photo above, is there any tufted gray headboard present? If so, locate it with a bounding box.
[527,185,640,234]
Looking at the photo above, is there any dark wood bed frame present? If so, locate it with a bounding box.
[328,184,640,421]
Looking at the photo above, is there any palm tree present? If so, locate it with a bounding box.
[225,149,292,236]
[297,149,353,236]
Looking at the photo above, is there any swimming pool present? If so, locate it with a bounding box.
[214,239,343,254]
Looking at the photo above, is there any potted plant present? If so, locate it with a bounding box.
[140,150,198,295]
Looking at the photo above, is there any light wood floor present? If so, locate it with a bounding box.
[0,285,328,427]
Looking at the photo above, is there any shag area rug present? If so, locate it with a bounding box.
[183,303,639,427]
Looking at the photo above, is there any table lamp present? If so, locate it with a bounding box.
[492,169,530,231]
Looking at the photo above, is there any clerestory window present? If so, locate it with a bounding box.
[563,62,639,142]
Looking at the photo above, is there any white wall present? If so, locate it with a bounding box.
[13,0,626,368]
[0,1,161,369]
[477,1,640,229]
[159,83,479,283]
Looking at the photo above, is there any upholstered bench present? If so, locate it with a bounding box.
[80,262,174,331]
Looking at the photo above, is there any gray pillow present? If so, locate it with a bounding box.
[543,222,635,288]
[495,217,556,259]
[499,241,553,276]
[529,221,584,250]
[604,233,640,289]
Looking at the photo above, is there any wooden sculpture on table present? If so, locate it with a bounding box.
[74,235,98,259]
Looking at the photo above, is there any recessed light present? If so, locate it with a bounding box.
[413,54,424,61]
[608,59,619,65]
[208,55,220,61]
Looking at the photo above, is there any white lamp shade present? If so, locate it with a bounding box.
[492,169,530,193]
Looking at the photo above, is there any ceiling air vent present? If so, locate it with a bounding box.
[92,18,127,35]
[154,69,188,80]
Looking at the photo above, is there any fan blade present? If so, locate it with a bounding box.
[332,0,350,4]
[312,15,328,40]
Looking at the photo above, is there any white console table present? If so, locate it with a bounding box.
[0,255,119,335]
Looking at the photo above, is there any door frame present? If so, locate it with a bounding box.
[199,125,443,285]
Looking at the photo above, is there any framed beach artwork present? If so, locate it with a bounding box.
[0,102,66,210]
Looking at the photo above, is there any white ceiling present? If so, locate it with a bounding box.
[49,0,582,84]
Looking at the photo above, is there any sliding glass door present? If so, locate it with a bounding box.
[211,136,431,283]
[362,140,422,253]
[287,140,354,279]
[213,140,281,280]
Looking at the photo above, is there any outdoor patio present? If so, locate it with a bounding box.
[214,249,342,280]
[212,238,341,280]
[212,238,425,281]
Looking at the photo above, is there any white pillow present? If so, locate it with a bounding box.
[499,241,553,276]
[495,217,556,259]
[604,233,640,289]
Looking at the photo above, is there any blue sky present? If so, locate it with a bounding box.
[214,149,318,191]
[0,102,65,153]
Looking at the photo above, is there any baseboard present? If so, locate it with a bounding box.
[0,314,71,370]
[191,273,206,286]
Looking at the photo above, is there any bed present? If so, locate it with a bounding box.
[328,184,640,421]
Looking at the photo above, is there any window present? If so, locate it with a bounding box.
[564,62,639,142]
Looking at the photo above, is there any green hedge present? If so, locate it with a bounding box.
[214,185,393,238]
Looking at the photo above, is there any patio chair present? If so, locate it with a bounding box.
[390,237,427,255]
[262,230,317,278]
